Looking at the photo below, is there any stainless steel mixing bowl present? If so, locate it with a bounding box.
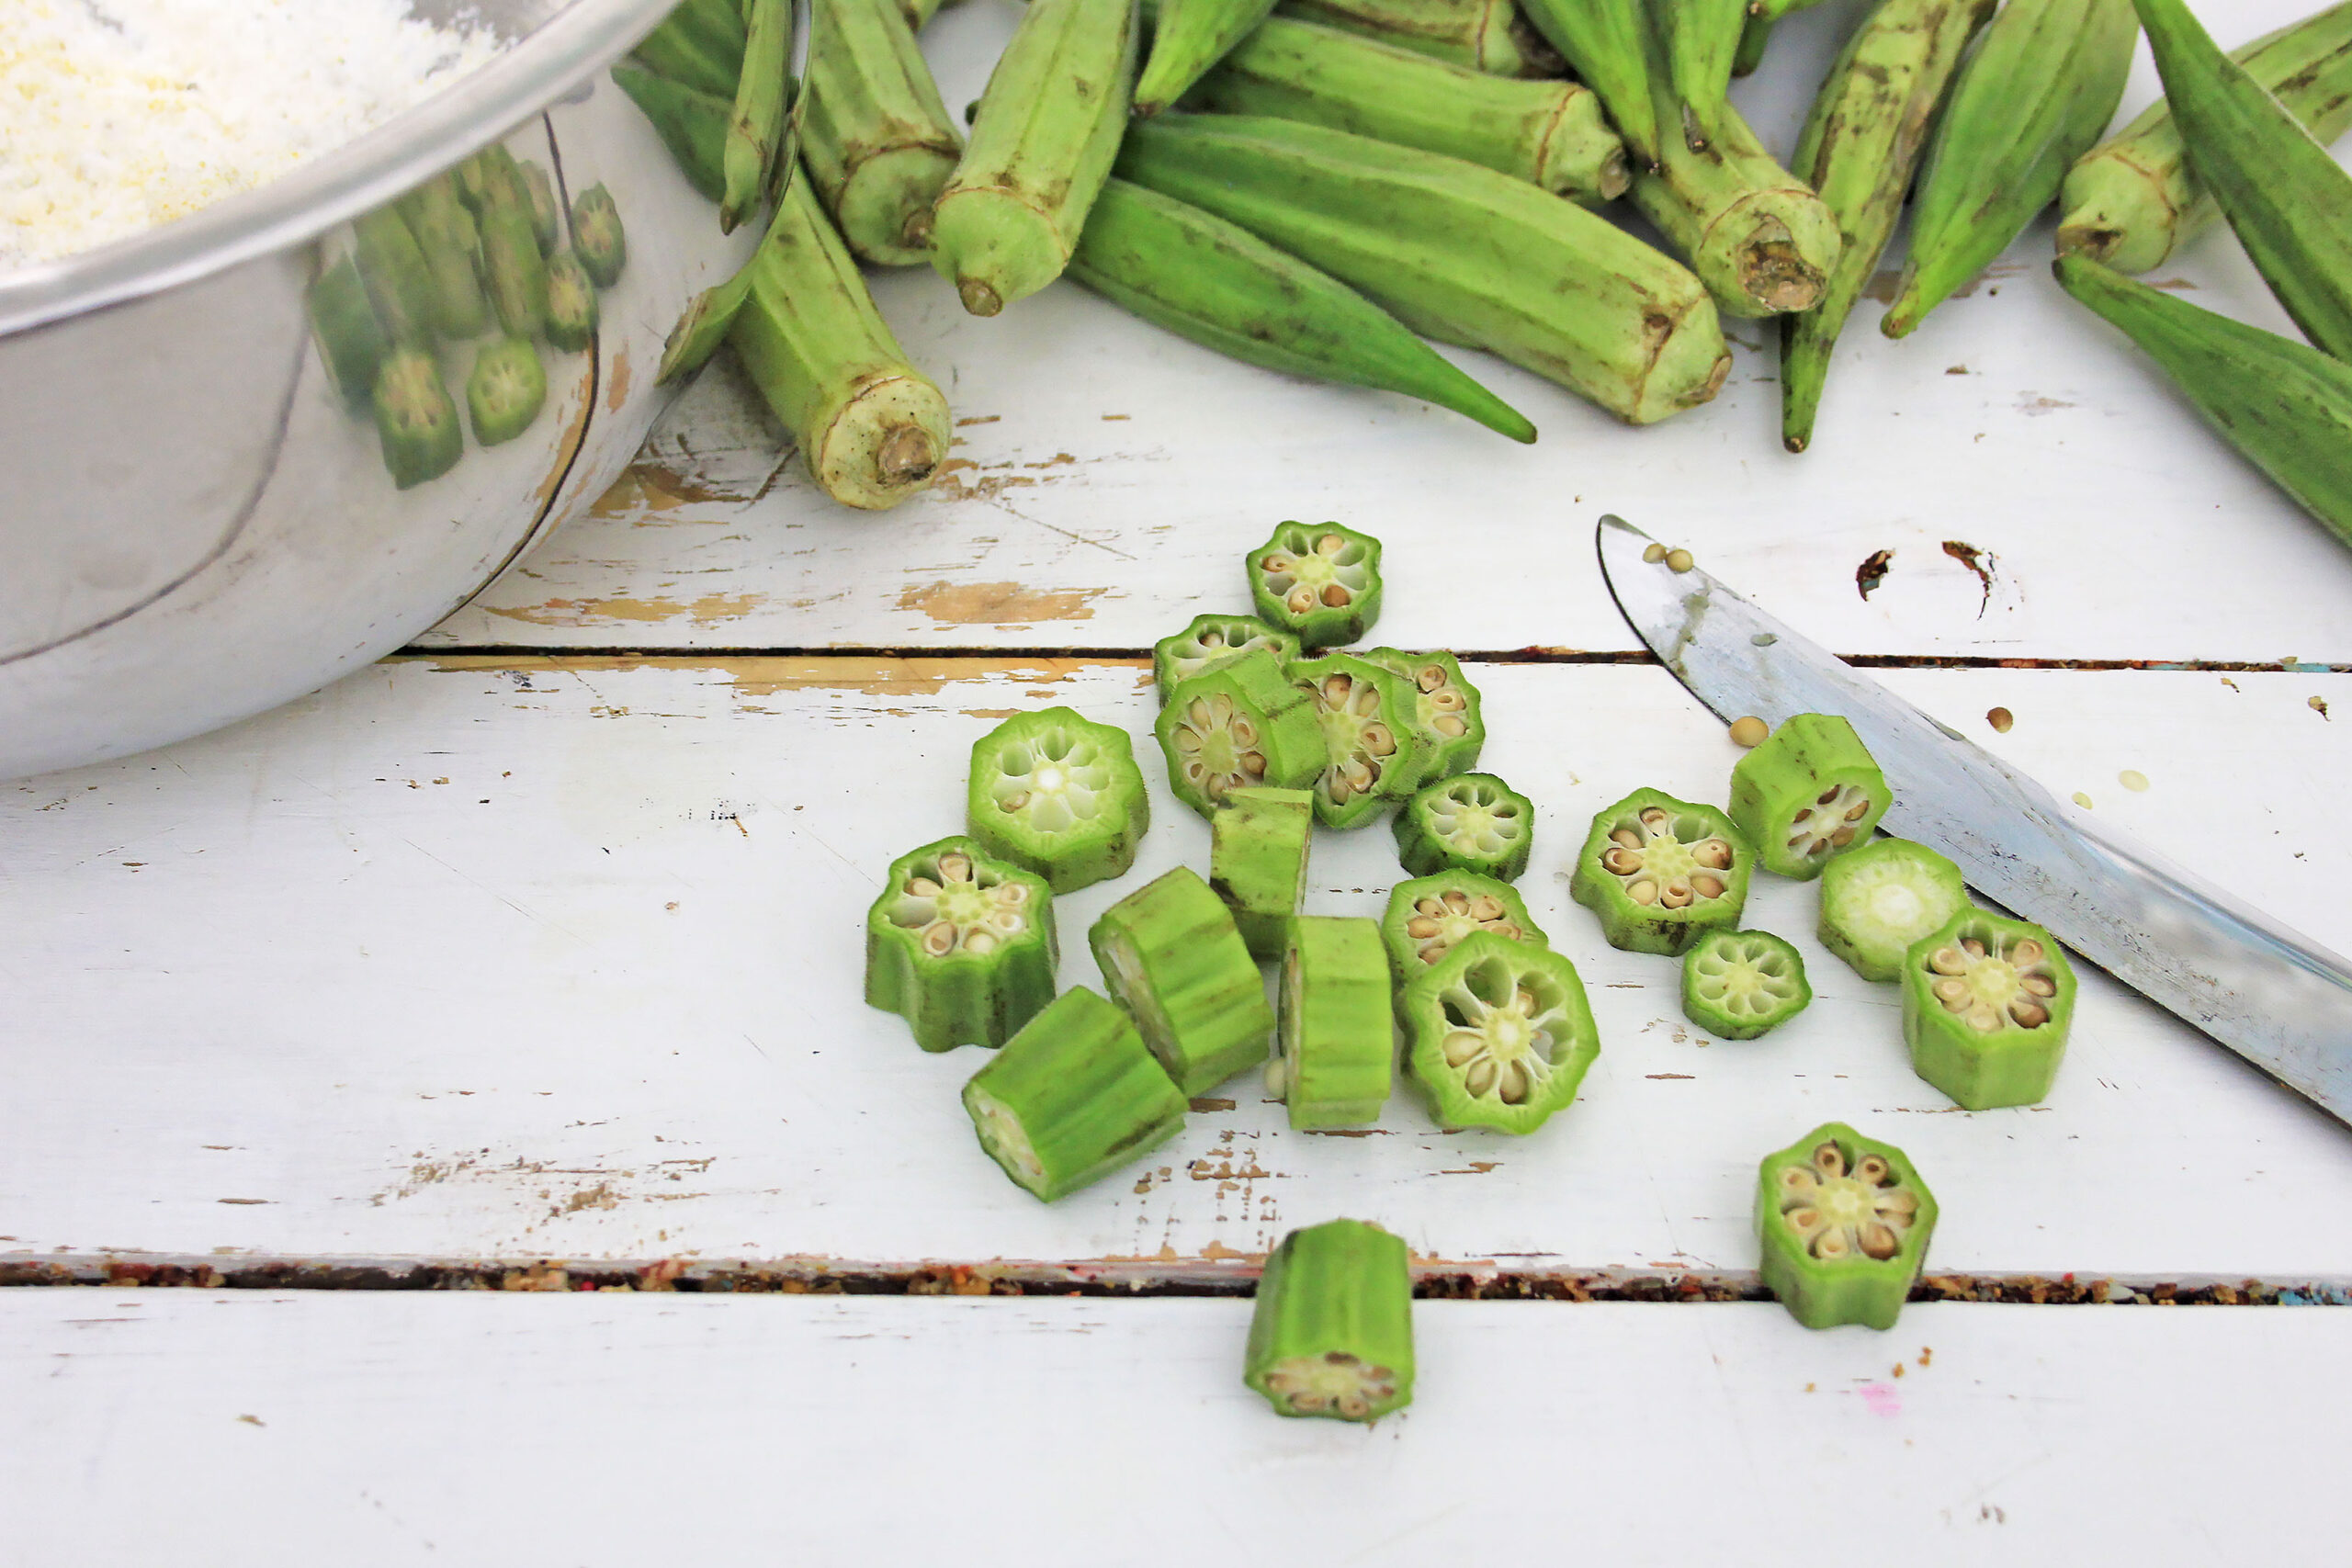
[0,0,761,780]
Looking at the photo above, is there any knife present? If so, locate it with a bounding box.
[1595,513,2352,1125]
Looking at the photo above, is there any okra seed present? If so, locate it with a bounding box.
[1611,829,1644,852]
[1643,543,1669,564]
[1933,977,1968,1005]
[1441,892,1470,915]
[1408,917,1441,939]
[2009,1000,2047,1028]
[922,922,956,955]
[2023,976,2055,998]
[1628,879,1659,905]
[1418,667,1445,693]
[939,853,972,881]
[1728,716,1768,748]
[1691,874,1724,899]
[1201,631,1227,650]
[1812,1143,1846,1179]
[1829,828,1857,849]
[1435,716,1467,738]
[1316,533,1345,556]
[1602,847,1643,875]
[1964,1006,1998,1032]
[1962,940,1986,959]
[1859,1224,1900,1260]
[964,931,998,955]
[1262,553,1292,572]
[1638,808,1670,834]
[1930,948,1968,976]
[1470,896,1504,920]
[907,876,942,897]
[1855,1155,1891,1185]
[1661,881,1694,909]
[1693,840,1733,871]
[1322,584,1351,608]
[1287,588,1317,615]
[1844,800,1871,822]
[1666,548,1694,572]
[2011,940,2044,965]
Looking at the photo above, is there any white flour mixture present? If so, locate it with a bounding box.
[1,0,508,270]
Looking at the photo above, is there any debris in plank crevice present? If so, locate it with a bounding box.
[1940,539,1996,616]
[1856,548,1894,600]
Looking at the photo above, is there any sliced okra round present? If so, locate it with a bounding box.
[1680,929,1810,1040]
[370,348,463,490]
[865,836,1057,1052]
[1362,648,1484,786]
[571,183,628,288]
[1399,932,1599,1135]
[1154,613,1301,701]
[468,335,548,446]
[1274,917,1394,1130]
[962,987,1188,1201]
[544,250,602,354]
[1211,785,1314,961]
[1156,648,1327,820]
[1289,652,1425,829]
[967,706,1148,894]
[1379,871,1547,992]
[1755,1122,1938,1331]
[1393,772,1532,883]
[1249,520,1383,650]
[1090,866,1273,1096]
[1728,713,1892,880]
[1817,837,1971,983]
[1245,1219,1414,1423]
[1900,911,2075,1110]
[1567,787,1753,956]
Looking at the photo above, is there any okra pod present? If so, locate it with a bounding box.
[1816,837,1972,983]
[466,335,547,446]
[1211,785,1314,958]
[1289,651,1425,829]
[353,206,441,349]
[519,161,561,255]
[1273,917,1394,1128]
[307,255,392,406]
[1399,932,1599,1134]
[1732,11,1772,76]
[1392,772,1532,882]
[722,0,795,231]
[1090,866,1274,1096]
[1681,929,1811,1040]
[1667,0,1749,149]
[633,0,750,98]
[1568,787,1753,955]
[614,62,732,203]
[1513,0,1662,167]
[1900,910,2075,1108]
[1276,0,1553,76]
[395,175,492,341]
[370,348,463,490]
[1136,0,1283,116]
[1757,1122,1937,1331]
[963,987,1188,1201]
[1250,520,1384,649]
[479,200,550,342]
[1154,613,1302,700]
[1245,1220,1414,1422]
[967,707,1149,894]
[1157,648,1328,818]
[1726,713,1892,880]
[866,836,1059,1052]
[803,0,965,265]
[1380,869,1545,988]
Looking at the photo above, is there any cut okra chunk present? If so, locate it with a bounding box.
[1211,786,1314,960]
[865,836,1057,1052]
[1817,838,1971,983]
[571,183,628,288]
[1568,788,1753,956]
[1153,614,1301,701]
[1250,520,1383,650]
[1379,871,1547,990]
[1680,929,1810,1040]
[1728,714,1892,880]
[1245,1219,1414,1423]
[1362,648,1485,786]
[1901,911,2075,1110]
[1756,1122,1938,1331]
[967,707,1148,894]
[467,335,548,446]
[1274,917,1394,1130]
[1289,653,1425,829]
[1393,772,1532,883]
[1090,867,1274,1096]
[1400,932,1599,1134]
[962,987,1188,1201]
[543,250,602,353]
[370,348,463,490]
[1157,649,1326,820]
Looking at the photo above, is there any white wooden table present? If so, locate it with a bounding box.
[7,1,2352,1557]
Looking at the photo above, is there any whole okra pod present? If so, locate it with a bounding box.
[1666,0,1749,149]
[1136,0,1283,116]
[721,0,795,231]
[803,0,966,265]
[1275,0,1556,77]
[1513,0,1661,167]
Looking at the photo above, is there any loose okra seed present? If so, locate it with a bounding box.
[1728,715,1769,748]
[1642,542,1669,563]
[1756,1122,1938,1331]
[1987,706,2014,734]
[1666,547,1695,572]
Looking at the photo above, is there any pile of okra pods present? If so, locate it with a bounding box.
[864,523,2080,1422]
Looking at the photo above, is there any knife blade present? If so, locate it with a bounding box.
[1595,513,2352,1124]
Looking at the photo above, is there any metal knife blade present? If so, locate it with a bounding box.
[1595,513,2352,1124]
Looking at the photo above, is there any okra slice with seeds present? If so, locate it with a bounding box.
[1400,931,1598,1134]
[1156,648,1325,820]
[967,707,1148,894]
[1901,911,2075,1110]
[1680,928,1810,1040]
[1379,870,1546,990]
[1361,648,1484,784]
[370,348,463,490]
[1756,1122,1937,1330]
[1090,866,1274,1095]
[1817,837,1970,982]
[1728,713,1892,880]
[1273,917,1394,1128]
[1153,613,1302,701]
[467,335,547,446]
[865,836,1058,1052]
[1211,786,1314,960]
[1392,772,1532,882]
[1568,787,1753,955]
[1250,520,1383,649]
[571,184,628,288]
[1289,652,1424,829]
[1245,1219,1414,1422]
[543,251,601,353]
[962,987,1188,1201]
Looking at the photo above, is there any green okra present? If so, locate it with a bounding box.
[1361,649,1483,785]
[1681,929,1811,1040]
[1249,519,1383,649]
[1290,651,1425,829]
[1817,837,1971,983]
[1380,869,1545,988]
[1569,787,1753,956]
[1782,0,1996,454]
[1211,785,1314,959]
[963,987,1188,1201]
[1513,0,1661,167]
[804,0,965,265]
[353,206,441,349]
[1091,866,1274,1095]
[967,706,1148,893]
[1186,14,1630,205]
[1733,11,1772,76]
[480,201,550,342]
[614,62,732,203]
[1159,648,1328,818]
[1400,931,1598,1134]
[1727,713,1892,880]
[519,161,561,255]
[903,0,958,27]
[2054,252,2352,554]
[395,175,491,341]
[307,255,391,407]
[1276,0,1554,76]
[633,0,749,97]
[931,0,1136,315]
[2060,1,2352,274]
[1668,0,1749,149]
[1757,1122,1937,1331]
[723,0,795,231]
[1136,0,1282,116]
[866,836,1059,1051]
[1273,917,1394,1128]
[571,184,628,288]
[1153,613,1303,701]
[1882,0,2139,339]
[543,251,601,353]
[1115,114,1731,425]
[1392,772,1532,882]
[1902,910,2075,1109]
[1245,1219,1414,1422]
[466,335,547,446]
[370,348,463,490]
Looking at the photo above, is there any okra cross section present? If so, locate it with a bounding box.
[865,836,1058,1053]
[1210,786,1314,960]
[1289,652,1425,829]
[1156,648,1326,820]
[1154,613,1302,701]
[1900,911,2075,1110]
[1380,870,1547,991]
[1568,787,1753,955]
[1362,647,1485,785]
[1090,866,1274,1096]
[1755,1122,1937,1331]
[1400,932,1598,1134]
[967,707,1148,893]
[1392,772,1533,882]
[1250,520,1383,649]
[1727,713,1891,880]
[1245,1219,1414,1423]
[1274,917,1395,1130]
[1816,837,1970,983]
[962,987,1189,1202]
[1680,929,1810,1040]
